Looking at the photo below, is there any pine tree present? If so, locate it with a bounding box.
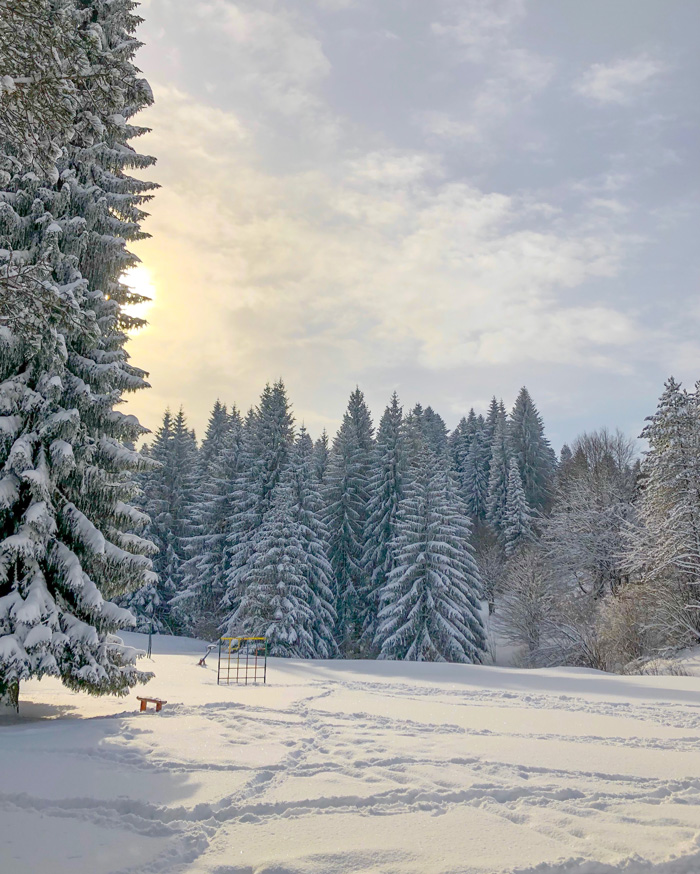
[449,409,479,492]
[223,383,294,632]
[179,403,242,638]
[225,484,316,657]
[288,428,338,657]
[126,408,197,634]
[486,404,511,536]
[375,442,486,663]
[503,460,536,556]
[509,387,556,512]
[313,429,330,484]
[463,432,488,519]
[324,388,374,653]
[418,406,449,456]
[0,0,157,709]
[362,393,405,651]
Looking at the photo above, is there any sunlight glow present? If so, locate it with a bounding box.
[122,264,156,327]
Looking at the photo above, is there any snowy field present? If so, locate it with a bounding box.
[2,635,700,874]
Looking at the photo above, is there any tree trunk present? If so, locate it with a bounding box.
[0,679,19,714]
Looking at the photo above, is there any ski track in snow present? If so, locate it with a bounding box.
[2,637,700,873]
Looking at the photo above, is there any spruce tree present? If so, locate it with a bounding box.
[503,460,537,556]
[375,442,486,663]
[449,409,479,493]
[179,403,242,638]
[288,428,338,657]
[223,383,294,632]
[313,429,330,484]
[324,388,374,653]
[418,406,449,456]
[462,429,489,522]
[225,484,316,657]
[362,393,405,651]
[126,408,197,634]
[486,404,511,537]
[0,0,157,709]
[509,387,556,512]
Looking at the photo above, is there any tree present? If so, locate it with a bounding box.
[0,0,157,709]
[223,383,294,632]
[497,549,555,667]
[224,485,316,657]
[126,409,198,634]
[509,387,556,512]
[503,460,536,556]
[625,379,700,645]
[449,409,479,494]
[486,403,510,536]
[0,0,122,175]
[313,429,330,484]
[178,403,242,638]
[546,428,636,599]
[463,428,489,520]
[362,393,405,651]
[287,428,337,658]
[375,442,486,663]
[324,388,374,653]
[409,404,448,456]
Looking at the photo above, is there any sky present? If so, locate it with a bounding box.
[123,0,700,449]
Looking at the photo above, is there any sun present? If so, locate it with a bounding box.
[122,265,156,325]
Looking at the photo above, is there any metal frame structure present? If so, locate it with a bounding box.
[217,637,267,685]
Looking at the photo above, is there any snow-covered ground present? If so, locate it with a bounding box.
[2,634,700,874]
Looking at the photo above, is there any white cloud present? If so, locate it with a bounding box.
[575,54,666,105]
[431,0,525,61]
[427,3,553,146]
[125,86,643,436]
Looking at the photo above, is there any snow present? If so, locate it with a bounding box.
[1,634,700,874]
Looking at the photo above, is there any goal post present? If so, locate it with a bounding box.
[217,637,267,685]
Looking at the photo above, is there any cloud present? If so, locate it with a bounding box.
[425,2,553,147]
[431,0,525,61]
[125,83,645,436]
[575,54,666,105]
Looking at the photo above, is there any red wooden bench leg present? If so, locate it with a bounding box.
[140,699,147,712]
[155,701,162,712]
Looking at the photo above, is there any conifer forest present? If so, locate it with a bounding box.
[1,0,699,715]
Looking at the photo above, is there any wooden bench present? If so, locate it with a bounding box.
[137,696,167,713]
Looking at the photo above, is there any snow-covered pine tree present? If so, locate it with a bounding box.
[503,459,536,556]
[463,422,489,520]
[361,393,405,651]
[375,440,486,663]
[0,0,87,175]
[509,387,556,512]
[324,387,374,654]
[482,398,501,471]
[223,383,294,632]
[626,380,700,627]
[449,408,479,492]
[253,380,295,512]
[407,404,448,457]
[225,483,316,657]
[178,402,242,638]
[486,403,511,537]
[125,408,197,634]
[313,429,330,484]
[0,0,157,709]
[198,400,231,474]
[288,427,337,657]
